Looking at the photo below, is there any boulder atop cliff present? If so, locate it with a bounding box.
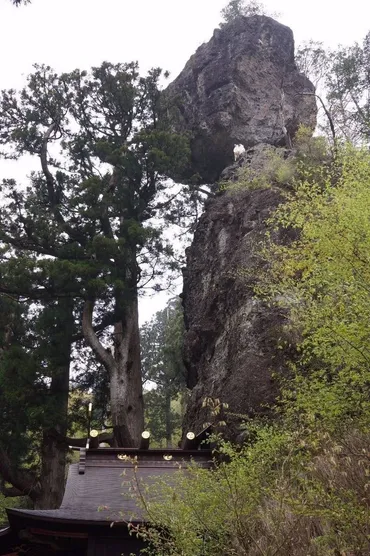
[165,15,317,183]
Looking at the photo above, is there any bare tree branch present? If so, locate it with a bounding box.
[0,481,24,498]
[40,123,58,206]
[0,447,39,499]
[301,92,336,143]
[71,312,116,343]
[49,429,114,448]
[82,299,115,373]
[40,123,87,246]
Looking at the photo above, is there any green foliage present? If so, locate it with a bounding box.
[0,295,52,467]
[134,427,289,555]
[132,144,370,555]
[295,40,328,90]
[0,59,190,353]
[220,0,278,25]
[141,299,187,446]
[325,38,370,142]
[296,33,370,143]
[0,60,190,497]
[258,144,370,432]
[220,130,330,194]
[0,493,29,524]
[135,424,370,555]
[220,147,296,192]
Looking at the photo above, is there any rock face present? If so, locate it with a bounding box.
[165,15,317,183]
[182,147,295,435]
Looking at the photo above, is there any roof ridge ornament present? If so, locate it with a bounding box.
[78,448,87,475]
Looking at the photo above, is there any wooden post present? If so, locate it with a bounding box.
[182,432,196,450]
[139,431,150,450]
[181,426,213,450]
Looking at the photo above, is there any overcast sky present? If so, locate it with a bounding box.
[1,0,369,323]
[1,0,369,89]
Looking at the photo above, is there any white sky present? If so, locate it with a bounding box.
[1,0,369,323]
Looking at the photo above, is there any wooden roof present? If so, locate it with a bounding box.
[7,448,212,531]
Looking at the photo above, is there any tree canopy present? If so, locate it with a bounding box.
[296,33,370,143]
[220,0,278,25]
[0,61,190,507]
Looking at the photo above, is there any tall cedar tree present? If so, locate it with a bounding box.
[0,288,74,508]
[0,63,189,506]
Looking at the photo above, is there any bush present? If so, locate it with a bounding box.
[133,426,370,555]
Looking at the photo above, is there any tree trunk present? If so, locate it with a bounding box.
[36,430,68,509]
[165,391,172,448]
[82,296,144,449]
[36,300,73,509]
[0,300,72,509]
[111,298,144,447]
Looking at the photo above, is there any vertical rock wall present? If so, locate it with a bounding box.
[182,161,290,433]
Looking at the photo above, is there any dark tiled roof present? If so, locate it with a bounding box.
[7,449,212,528]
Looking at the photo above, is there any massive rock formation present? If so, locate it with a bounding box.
[182,147,294,435]
[175,16,318,436]
[165,15,316,183]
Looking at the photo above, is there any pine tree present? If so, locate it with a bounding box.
[0,290,74,507]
